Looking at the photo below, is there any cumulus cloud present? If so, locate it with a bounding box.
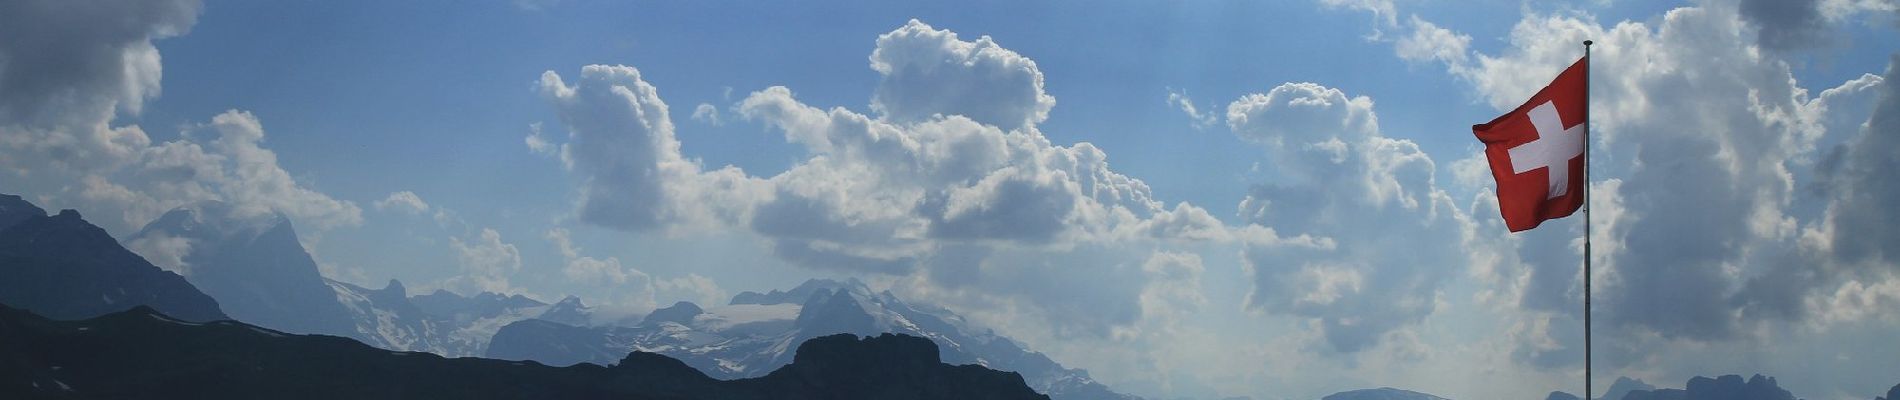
[534,65,768,233]
[0,0,360,237]
[1384,3,1900,373]
[544,227,660,310]
[1739,0,1830,50]
[447,228,522,294]
[1738,0,1898,50]
[869,19,1055,132]
[531,20,1232,340]
[1225,81,1474,353]
[374,191,430,214]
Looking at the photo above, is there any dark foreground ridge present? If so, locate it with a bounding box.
[0,304,1049,400]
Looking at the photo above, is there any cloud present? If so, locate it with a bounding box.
[690,103,723,126]
[1225,81,1474,353]
[0,0,197,133]
[124,231,194,275]
[543,227,660,310]
[374,191,430,214]
[447,228,522,294]
[656,273,727,307]
[534,65,768,232]
[1167,88,1217,130]
[0,0,360,237]
[1390,3,1900,373]
[529,20,1232,340]
[1738,0,1898,51]
[1739,0,1830,50]
[869,19,1055,132]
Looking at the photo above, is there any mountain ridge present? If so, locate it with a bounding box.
[0,194,226,323]
[0,304,1049,400]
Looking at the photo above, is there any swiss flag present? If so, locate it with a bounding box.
[1473,57,1588,232]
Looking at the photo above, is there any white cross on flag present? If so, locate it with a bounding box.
[1473,57,1588,232]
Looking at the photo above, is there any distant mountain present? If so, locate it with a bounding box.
[412,288,547,324]
[1544,374,1900,400]
[405,288,552,356]
[1322,387,1451,400]
[125,201,356,337]
[1602,377,1657,400]
[0,194,225,322]
[536,295,595,326]
[0,304,1049,400]
[488,278,1137,400]
[1619,374,1795,400]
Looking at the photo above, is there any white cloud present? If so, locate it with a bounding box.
[1167,88,1217,130]
[690,103,723,126]
[0,1,360,237]
[529,20,1233,342]
[374,191,430,214]
[656,273,727,307]
[1383,3,1900,384]
[534,65,769,233]
[869,19,1055,132]
[124,231,193,275]
[543,227,659,311]
[448,228,521,294]
[1225,81,1475,353]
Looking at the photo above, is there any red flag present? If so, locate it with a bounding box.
[1474,57,1588,232]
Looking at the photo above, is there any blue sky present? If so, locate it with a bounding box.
[5,0,1900,399]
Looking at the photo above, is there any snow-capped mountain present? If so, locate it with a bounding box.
[487,278,1138,400]
[124,201,567,357]
[125,201,357,337]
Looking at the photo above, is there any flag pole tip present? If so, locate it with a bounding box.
[1583,40,1594,46]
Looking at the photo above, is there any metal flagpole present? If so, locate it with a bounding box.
[1581,39,1594,400]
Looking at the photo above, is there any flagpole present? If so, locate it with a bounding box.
[1581,39,1594,400]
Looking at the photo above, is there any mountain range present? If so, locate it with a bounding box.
[0,194,225,323]
[0,193,1127,399]
[485,278,1139,400]
[1541,374,1900,400]
[0,304,1049,399]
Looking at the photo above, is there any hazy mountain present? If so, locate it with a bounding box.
[1543,374,1900,400]
[411,288,547,323]
[536,295,595,327]
[327,278,485,356]
[1322,387,1451,400]
[0,304,1048,400]
[1619,374,1795,400]
[125,201,356,337]
[405,288,552,356]
[1603,377,1658,400]
[0,194,225,322]
[488,278,1137,400]
[486,318,640,368]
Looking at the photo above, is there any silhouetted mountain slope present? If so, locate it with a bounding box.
[0,193,42,231]
[127,201,355,337]
[486,318,638,367]
[0,194,225,322]
[1878,383,1900,400]
[0,304,1048,399]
